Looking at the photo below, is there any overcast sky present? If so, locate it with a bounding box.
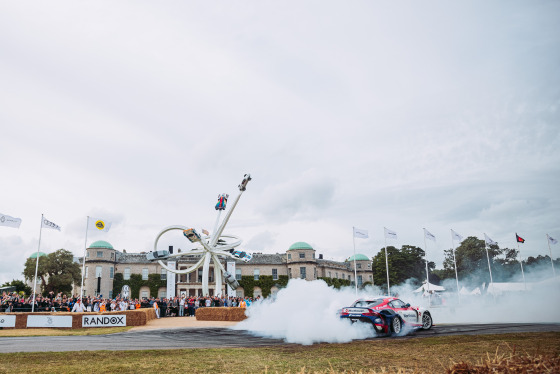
[1,1,559,285]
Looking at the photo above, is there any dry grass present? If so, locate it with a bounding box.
[0,326,132,337]
[0,332,557,374]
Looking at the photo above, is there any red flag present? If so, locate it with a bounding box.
[516,233,525,243]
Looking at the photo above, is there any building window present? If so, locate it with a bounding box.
[314,268,317,279]
[300,267,306,279]
[358,275,363,286]
[109,266,114,279]
[235,269,242,280]
[312,253,315,259]
[288,268,292,278]
[369,275,373,281]
[357,263,361,269]
[367,263,371,269]
[159,291,166,299]
[198,269,203,282]
[109,291,113,299]
[342,274,345,280]
[124,267,130,280]
[141,291,148,299]
[95,266,102,278]
[142,268,148,280]
[254,269,260,281]
[161,268,167,280]
[272,268,278,281]
[85,266,88,279]
[335,272,338,279]
[299,252,305,259]
[111,252,114,260]
[97,251,103,258]
[328,271,331,278]
[87,251,89,257]
[288,253,291,260]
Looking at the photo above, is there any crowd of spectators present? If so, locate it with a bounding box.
[1,291,259,316]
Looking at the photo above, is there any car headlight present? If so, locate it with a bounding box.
[374,318,382,324]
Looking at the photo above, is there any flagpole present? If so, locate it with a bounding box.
[423,229,431,306]
[547,234,556,277]
[484,234,495,298]
[80,216,89,300]
[32,214,44,313]
[450,230,460,303]
[383,233,390,296]
[517,241,526,290]
[352,227,358,296]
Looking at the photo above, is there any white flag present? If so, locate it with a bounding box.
[0,213,22,228]
[88,217,111,232]
[42,217,61,231]
[548,234,558,245]
[384,227,397,240]
[484,233,497,246]
[353,227,369,239]
[451,229,463,242]
[424,228,436,241]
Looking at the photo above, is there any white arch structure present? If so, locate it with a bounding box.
[151,174,251,296]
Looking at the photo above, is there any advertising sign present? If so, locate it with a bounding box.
[0,315,16,328]
[27,315,72,328]
[82,315,127,327]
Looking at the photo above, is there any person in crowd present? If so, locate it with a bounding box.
[153,298,160,318]
[71,299,85,313]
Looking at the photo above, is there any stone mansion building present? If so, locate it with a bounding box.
[82,240,374,299]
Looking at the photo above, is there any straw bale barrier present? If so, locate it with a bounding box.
[1,308,156,329]
[195,307,247,321]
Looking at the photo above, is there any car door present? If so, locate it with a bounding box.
[389,299,418,324]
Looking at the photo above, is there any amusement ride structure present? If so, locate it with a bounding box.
[146,174,253,296]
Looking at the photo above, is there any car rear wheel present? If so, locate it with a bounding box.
[391,316,402,335]
[421,312,432,330]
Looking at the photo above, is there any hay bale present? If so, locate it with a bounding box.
[195,307,247,321]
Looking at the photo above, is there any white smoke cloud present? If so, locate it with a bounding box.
[233,279,375,345]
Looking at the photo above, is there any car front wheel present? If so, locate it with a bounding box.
[421,312,432,330]
[391,316,402,335]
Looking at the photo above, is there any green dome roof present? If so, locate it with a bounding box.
[346,254,370,262]
[288,242,314,250]
[29,252,47,259]
[89,240,114,249]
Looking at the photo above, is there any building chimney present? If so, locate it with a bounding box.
[169,245,173,254]
[319,254,323,259]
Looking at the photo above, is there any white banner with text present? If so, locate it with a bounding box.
[0,315,16,327]
[82,315,127,327]
[27,315,72,328]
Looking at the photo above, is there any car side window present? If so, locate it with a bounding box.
[390,300,405,308]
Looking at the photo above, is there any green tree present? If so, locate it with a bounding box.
[23,249,81,296]
[1,279,32,296]
[441,236,516,284]
[372,245,435,288]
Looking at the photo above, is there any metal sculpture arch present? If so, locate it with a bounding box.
[147,174,252,296]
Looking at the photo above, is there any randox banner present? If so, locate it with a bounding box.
[27,315,72,328]
[0,315,16,328]
[82,315,126,327]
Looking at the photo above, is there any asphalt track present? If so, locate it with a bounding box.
[0,323,558,353]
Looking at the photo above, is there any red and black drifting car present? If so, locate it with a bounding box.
[339,296,433,336]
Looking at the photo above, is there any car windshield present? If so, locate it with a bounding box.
[353,299,384,308]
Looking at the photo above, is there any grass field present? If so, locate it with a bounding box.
[0,332,558,373]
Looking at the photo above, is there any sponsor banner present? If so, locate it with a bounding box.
[82,315,126,327]
[0,315,16,327]
[27,315,72,328]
